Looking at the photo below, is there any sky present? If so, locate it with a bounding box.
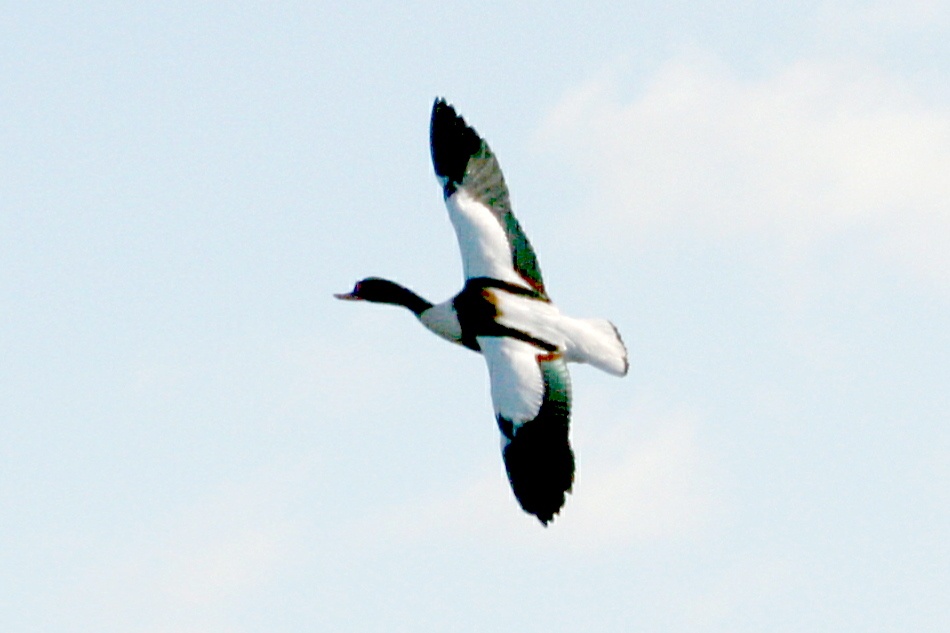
[1,2,948,631]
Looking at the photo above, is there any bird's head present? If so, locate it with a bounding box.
[334,277,401,304]
[334,278,433,315]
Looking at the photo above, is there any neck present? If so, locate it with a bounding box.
[384,282,433,316]
[399,288,432,316]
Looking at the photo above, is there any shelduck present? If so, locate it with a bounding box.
[336,98,628,525]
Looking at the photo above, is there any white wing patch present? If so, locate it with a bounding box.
[478,336,545,426]
[446,189,531,289]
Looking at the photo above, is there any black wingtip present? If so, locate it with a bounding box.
[430,97,483,193]
[500,415,575,526]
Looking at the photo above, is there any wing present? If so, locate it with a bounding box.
[478,336,573,525]
[430,98,546,297]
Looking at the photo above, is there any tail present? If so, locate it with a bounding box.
[564,317,629,377]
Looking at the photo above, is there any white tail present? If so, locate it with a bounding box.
[563,317,629,377]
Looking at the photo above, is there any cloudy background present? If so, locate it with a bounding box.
[2,2,948,631]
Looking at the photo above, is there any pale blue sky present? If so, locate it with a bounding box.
[2,2,948,632]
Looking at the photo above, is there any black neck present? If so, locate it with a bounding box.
[364,279,431,316]
[392,285,433,316]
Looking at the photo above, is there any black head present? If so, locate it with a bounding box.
[334,277,400,303]
[334,277,433,315]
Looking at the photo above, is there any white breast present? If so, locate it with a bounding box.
[419,299,464,345]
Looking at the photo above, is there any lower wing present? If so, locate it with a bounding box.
[478,336,574,525]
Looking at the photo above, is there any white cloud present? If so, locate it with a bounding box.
[153,514,292,608]
[67,465,306,633]
[681,550,825,631]
[538,58,950,286]
[561,408,724,545]
[356,393,727,551]
[821,0,950,33]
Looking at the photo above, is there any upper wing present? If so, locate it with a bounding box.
[430,98,546,297]
[478,336,573,525]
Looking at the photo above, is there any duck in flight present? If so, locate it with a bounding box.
[336,98,628,525]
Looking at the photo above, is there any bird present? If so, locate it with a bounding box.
[336,98,628,525]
